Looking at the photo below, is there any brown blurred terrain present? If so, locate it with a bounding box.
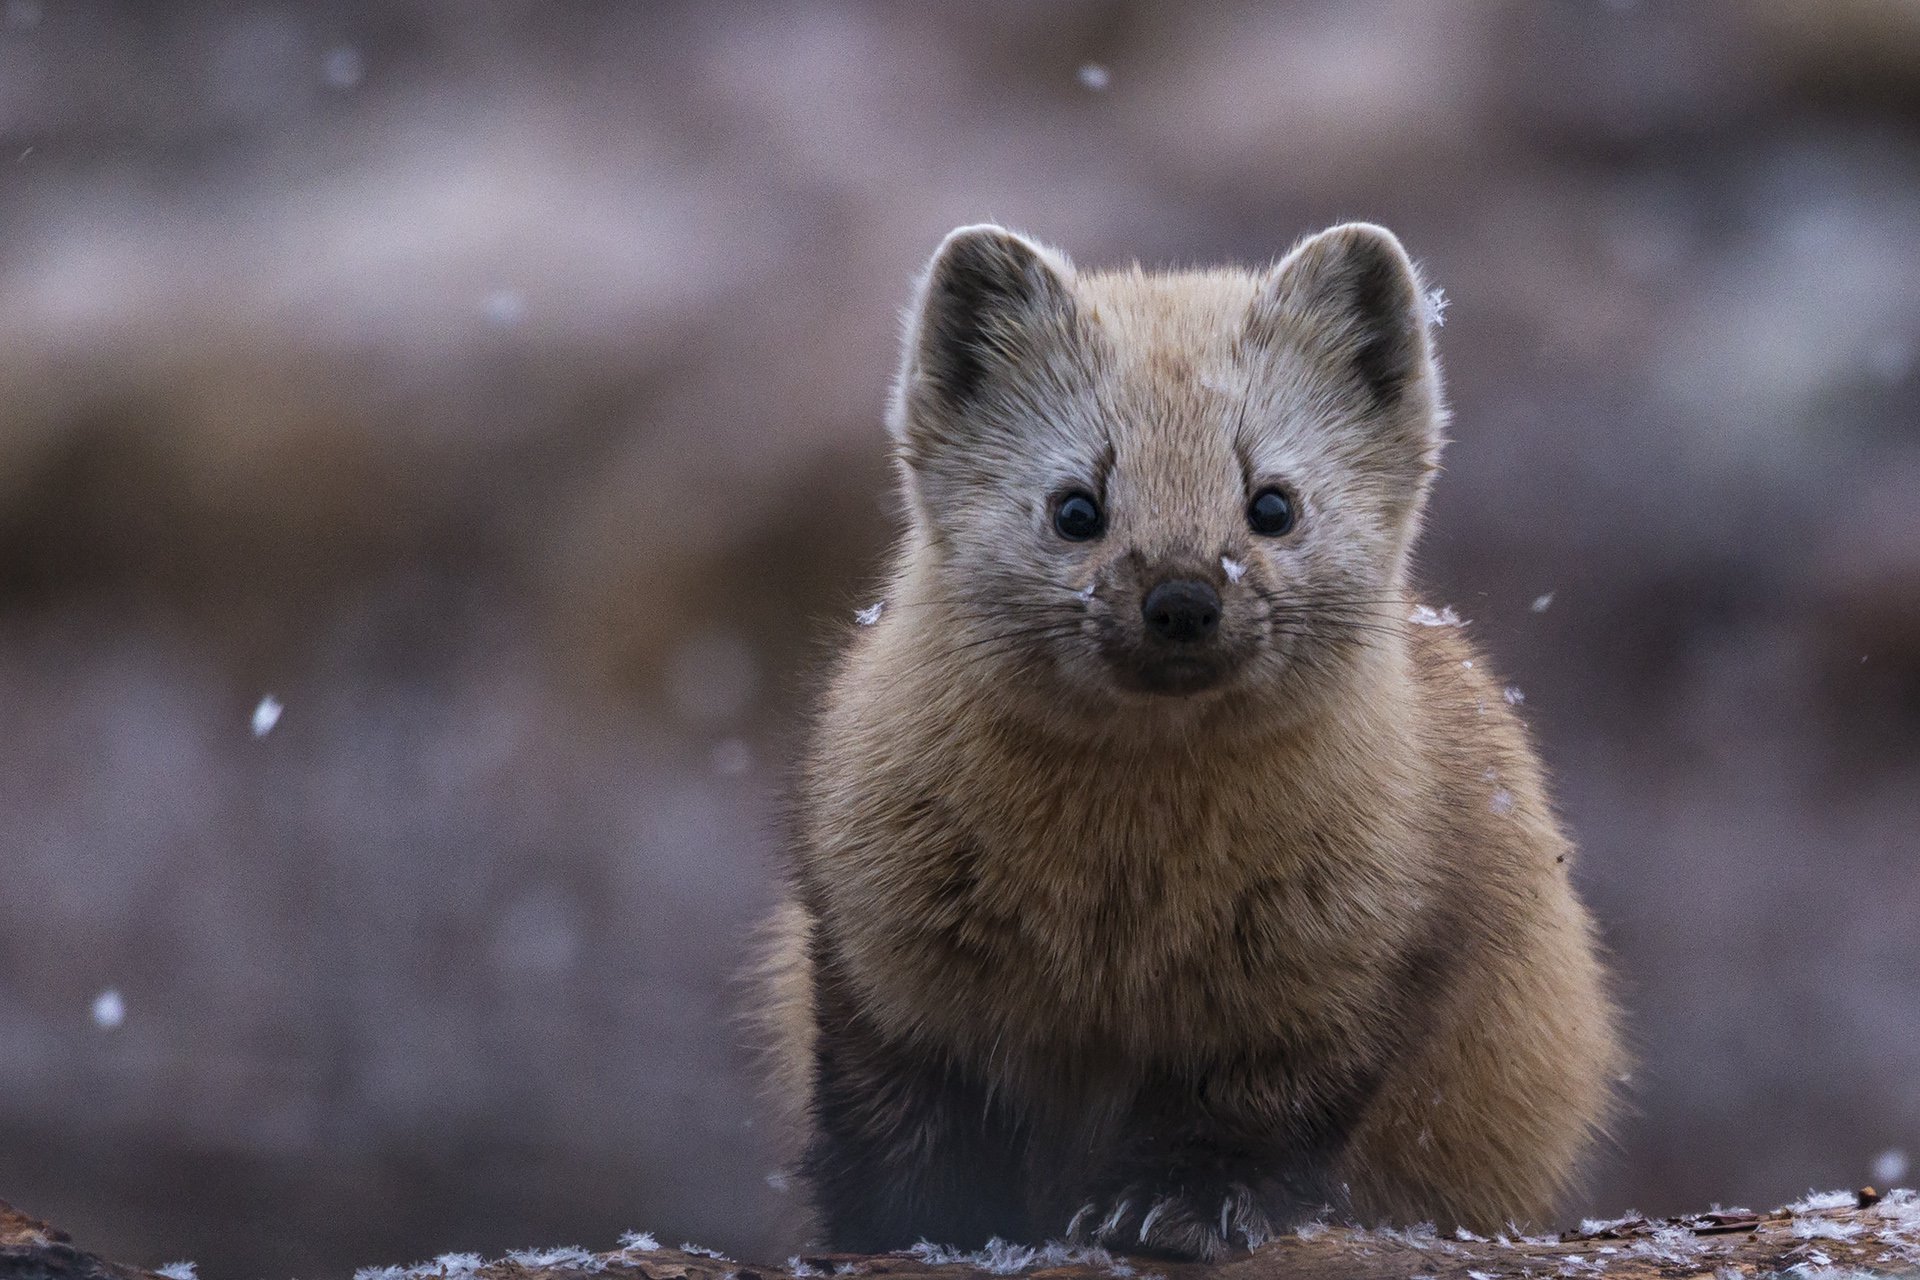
[1,2,1917,1277]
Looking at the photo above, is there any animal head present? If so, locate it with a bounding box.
[884,222,1447,724]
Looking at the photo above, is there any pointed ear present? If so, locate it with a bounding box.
[1249,222,1438,415]
[889,224,1077,451]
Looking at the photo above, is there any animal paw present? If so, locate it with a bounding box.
[1065,1183,1277,1261]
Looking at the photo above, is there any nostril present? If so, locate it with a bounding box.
[1142,579,1222,643]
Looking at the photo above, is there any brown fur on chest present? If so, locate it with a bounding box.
[791,654,1493,1070]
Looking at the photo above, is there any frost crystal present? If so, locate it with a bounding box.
[907,1240,1113,1275]
[157,1265,198,1280]
[1792,1218,1865,1240]
[507,1247,603,1271]
[1077,63,1111,91]
[1489,789,1515,816]
[1221,556,1246,584]
[617,1232,661,1252]
[1877,1187,1920,1231]
[1408,604,1464,627]
[975,1240,1037,1274]
[1039,1243,1115,1268]
[1874,1148,1910,1186]
[1503,686,1525,706]
[1075,581,1097,603]
[1423,287,1450,328]
[423,1254,485,1278]
[354,1268,409,1280]
[909,1243,965,1266]
[252,694,284,737]
[1791,1191,1859,1214]
[91,988,125,1029]
[1627,1225,1705,1264]
[1531,592,1555,613]
[1786,1256,1875,1279]
[855,602,884,627]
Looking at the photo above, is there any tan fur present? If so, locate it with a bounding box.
[748,898,817,1146]
[766,223,1623,1256]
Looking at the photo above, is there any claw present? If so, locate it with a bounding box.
[1221,1198,1232,1240]
[1066,1202,1097,1240]
[1098,1199,1132,1239]
[1138,1198,1170,1242]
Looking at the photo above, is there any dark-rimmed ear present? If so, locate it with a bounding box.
[889,224,1077,449]
[1249,222,1436,414]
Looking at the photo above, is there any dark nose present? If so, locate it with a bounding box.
[1142,579,1221,644]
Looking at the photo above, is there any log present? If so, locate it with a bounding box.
[5,1190,1919,1280]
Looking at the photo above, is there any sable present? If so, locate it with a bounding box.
[761,223,1624,1261]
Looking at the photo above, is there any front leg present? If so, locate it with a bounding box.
[1063,1056,1375,1261]
[801,946,1031,1252]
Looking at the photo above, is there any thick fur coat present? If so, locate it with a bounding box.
[761,222,1623,1260]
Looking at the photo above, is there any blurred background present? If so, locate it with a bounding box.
[2,1,1917,1275]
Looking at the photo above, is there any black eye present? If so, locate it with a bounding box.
[1052,491,1104,541]
[1247,487,1296,537]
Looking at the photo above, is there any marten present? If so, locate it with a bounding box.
[758,222,1624,1261]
